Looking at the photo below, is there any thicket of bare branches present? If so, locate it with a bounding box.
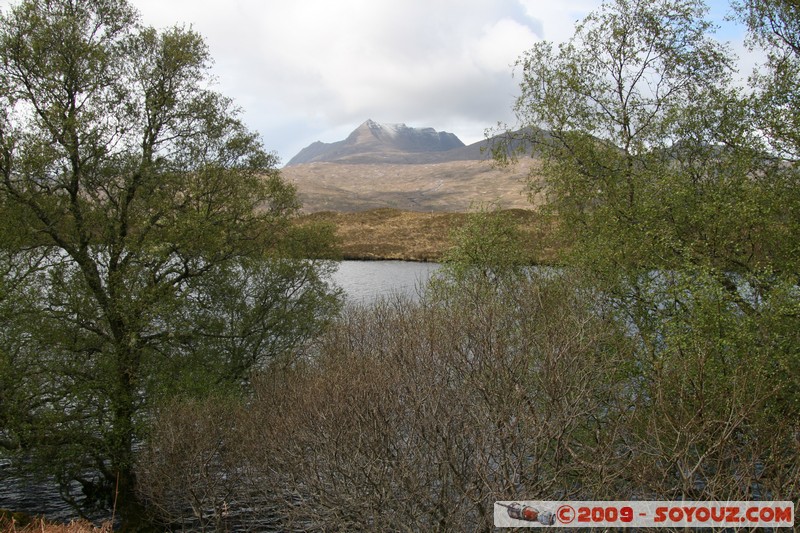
[136,273,800,531]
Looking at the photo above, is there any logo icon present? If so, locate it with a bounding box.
[497,502,556,525]
[557,505,576,524]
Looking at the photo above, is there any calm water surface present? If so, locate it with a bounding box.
[332,260,440,303]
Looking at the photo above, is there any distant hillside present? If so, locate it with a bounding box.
[287,120,541,167]
[298,208,556,263]
[282,158,540,213]
[282,120,541,212]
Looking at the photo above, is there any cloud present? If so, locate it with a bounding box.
[15,0,756,160]
[0,0,611,159]
[0,0,752,160]
[7,0,750,162]
[518,0,602,42]
[126,0,594,160]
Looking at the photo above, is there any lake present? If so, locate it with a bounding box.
[331,260,441,303]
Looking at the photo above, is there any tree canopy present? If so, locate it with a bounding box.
[506,0,799,510]
[0,0,340,524]
[510,0,799,301]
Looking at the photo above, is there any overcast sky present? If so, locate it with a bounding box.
[1,0,754,164]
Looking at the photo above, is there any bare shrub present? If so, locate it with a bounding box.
[136,396,242,531]
[137,272,800,531]
[229,273,633,531]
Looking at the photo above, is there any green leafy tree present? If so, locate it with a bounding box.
[0,0,340,524]
[737,0,800,160]
[428,203,532,312]
[507,0,800,502]
[512,0,733,271]
[442,203,528,277]
[734,0,800,282]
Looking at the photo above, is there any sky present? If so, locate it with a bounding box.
[1,0,757,165]
[129,0,607,163]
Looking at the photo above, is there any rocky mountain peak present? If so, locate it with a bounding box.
[287,120,467,166]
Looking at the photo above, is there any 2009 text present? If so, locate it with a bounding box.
[494,500,795,528]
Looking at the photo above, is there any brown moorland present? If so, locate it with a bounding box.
[282,158,540,213]
[299,207,558,263]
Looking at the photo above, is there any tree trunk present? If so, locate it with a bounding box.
[109,342,155,531]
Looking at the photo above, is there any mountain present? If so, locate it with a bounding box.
[287,120,471,166]
[282,120,540,212]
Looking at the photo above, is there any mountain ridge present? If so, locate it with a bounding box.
[282,120,541,212]
[287,120,489,166]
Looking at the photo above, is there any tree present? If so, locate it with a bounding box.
[512,0,732,270]
[439,203,529,280]
[0,0,340,524]
[737,0,800,161]
[508,0,800,504]
[509,0,799,292]
[735,0,800,282]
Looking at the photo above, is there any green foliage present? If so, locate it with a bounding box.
[514,0,736,270]
[0,0,341,523]
[737,0,800,160]
[510,0,799,332]
[507,0,800,504]
[439,203,529,280]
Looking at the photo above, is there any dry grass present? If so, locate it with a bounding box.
[283,156,559,262]
[0,516,111,533]
[283,158,541,213]
[298,207,560,263]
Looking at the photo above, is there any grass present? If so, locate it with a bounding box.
[298,207,560,263]
[0,512,111,533]
[283,159,540,212]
